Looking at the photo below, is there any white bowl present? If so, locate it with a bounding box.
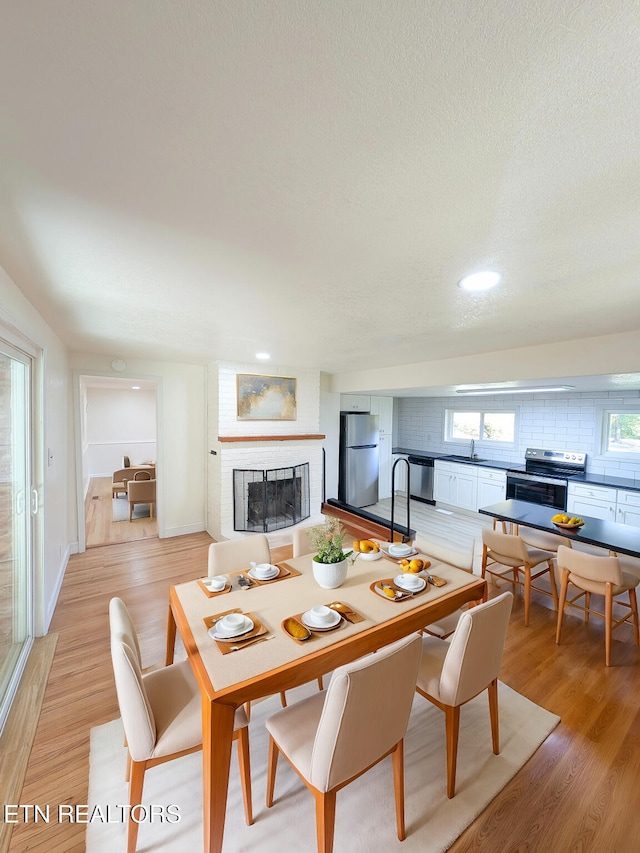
[253,563,278,579]
[309,605,334,624]
[204,576,226,592]
[217,613,251,637]
[358,550,382,561]
[388,543,412,557]
[302,607,341,629]
[394,574,425,592]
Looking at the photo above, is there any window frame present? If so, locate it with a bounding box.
[600,408,640,459]
[444,407,517,448]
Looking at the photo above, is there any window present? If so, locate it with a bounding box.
[446,410,516,444]
[604,411,640,455]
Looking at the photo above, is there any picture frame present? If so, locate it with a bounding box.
[236,374,297,421]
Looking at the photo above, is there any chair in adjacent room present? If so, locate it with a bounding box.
[127,477,156,520]
[415,591,513,798]
[133,469,152,480]
[481,528,558,626]
[122,455,131,467]
[109,598,252,853]
[265,633,423,853]
[112,468,130,498]
[555,545,640,666]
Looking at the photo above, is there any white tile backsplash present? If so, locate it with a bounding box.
[396,390,640,482]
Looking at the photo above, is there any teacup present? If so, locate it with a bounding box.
[254,563,275,578]
[218,613,246,633]
[205,576,226,592]
[310,605,334,624]
[395,573,421,588]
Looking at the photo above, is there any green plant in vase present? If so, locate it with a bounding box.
[308,518,353,563]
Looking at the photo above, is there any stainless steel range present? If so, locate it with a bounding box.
[506,448,587,510]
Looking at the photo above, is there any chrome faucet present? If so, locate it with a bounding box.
[470,439,475,459]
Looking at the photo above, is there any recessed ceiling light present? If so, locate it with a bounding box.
[458,271,501,292]
[131,385,140,390]
[455,385,574,395]
[255,352,270,360]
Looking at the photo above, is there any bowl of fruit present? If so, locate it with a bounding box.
[551,513,585,529]
[352,539,382,560]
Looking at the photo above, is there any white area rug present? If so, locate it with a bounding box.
[112,497,151,522]
[87,681,558,852]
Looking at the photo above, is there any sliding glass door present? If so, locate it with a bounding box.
[0,342,33,733]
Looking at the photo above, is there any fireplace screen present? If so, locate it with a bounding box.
[233,463,310,533]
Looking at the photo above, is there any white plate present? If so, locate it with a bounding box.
[211,615,254,639]
[301,609,342,630]
[388,544,413,557]
[358,550,382,561]
[393,574,426,592]
[247,565,279,580]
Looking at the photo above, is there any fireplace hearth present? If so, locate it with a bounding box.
[233,463,310,533]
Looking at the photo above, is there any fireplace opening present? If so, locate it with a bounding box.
[233,463,310,533]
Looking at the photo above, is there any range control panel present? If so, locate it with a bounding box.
[525,447,587,466]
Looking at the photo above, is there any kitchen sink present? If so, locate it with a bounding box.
[443,455,488,463]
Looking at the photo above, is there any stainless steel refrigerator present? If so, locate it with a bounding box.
[338,413,379,507]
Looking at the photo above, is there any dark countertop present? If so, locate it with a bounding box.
[478,499,640,558]
[392,447,640,491]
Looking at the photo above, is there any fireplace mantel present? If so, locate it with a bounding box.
[218,434,325,442]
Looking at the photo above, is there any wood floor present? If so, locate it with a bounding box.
[7,523,640,852]
[84,476,157,547]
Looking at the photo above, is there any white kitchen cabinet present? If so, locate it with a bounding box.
[567,482,616,522]
[369,395,393,434]
[391,454,409,493]
[378,433,393,499]
[615,489,640,529]
[477,468,506,509]
[434,460,478,511]
[340,394,370,412]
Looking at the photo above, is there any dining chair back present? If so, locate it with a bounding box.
[265,633,423,853]
[415,591,513,798]
[482,528,558,626]
[207,534,271,576]
[555,545,640,666]
[133,469,151,480]
[292,526,313,557]
[109,597,253,852]
[127,478,156,520]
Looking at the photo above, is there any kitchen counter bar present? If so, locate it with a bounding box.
[478,499,640,559]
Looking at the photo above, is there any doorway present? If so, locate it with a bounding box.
[77,374,159,548]
[0,340,34,733]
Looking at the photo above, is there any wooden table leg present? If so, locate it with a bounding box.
[202,696,235,853]
[165,603,177,666]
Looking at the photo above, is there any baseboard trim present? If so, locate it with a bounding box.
[0,633,58,853]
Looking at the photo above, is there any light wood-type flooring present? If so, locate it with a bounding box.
[6,519,640,852]
[84,476,157,548]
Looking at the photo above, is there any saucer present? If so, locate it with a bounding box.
[301,609,341,630]
[248,565,279,580]
[393,574,426,593]
[212,615,254,639]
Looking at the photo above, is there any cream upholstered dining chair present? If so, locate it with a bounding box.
[207,534,271,576]
[292,525,314,557]
[265,633,423,853]
[415,591,513,798]
[481,528,558,626]
[109,598,252,853]
[555,545,640,666]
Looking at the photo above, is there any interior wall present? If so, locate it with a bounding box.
[85,386,156,475]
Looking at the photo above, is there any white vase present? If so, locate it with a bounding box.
[312,557,348,589]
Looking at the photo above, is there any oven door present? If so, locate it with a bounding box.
[506,473,567,510]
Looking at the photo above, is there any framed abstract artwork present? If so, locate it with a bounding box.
[236,374,297,420]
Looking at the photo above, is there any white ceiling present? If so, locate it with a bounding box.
[1,1,639,396]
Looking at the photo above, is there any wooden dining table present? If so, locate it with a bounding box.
[166,549,486,853]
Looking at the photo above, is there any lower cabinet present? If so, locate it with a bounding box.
[615,489,640,529]
[433,461,477,511]
[477,469,506,509]
[567,483,617,522]
[391,454,409,494]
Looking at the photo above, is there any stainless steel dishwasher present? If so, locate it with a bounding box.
[407,455,435,504]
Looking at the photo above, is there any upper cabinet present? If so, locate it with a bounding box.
[369,396,393,435]
[340,394,371,412]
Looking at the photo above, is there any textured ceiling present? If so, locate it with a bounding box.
[1,1,639,389]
